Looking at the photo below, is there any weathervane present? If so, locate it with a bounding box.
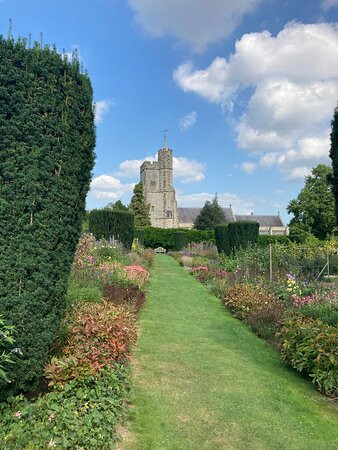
[162,129,168,150]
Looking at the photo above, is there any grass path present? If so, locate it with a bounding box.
[123,255,338,450]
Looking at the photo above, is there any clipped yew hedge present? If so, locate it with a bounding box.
[174,232,187,250]
[136,227,215,250]
[258,235,291,247]
[215,222,259,255]
[0,35,95,397]
[89,209,134,249]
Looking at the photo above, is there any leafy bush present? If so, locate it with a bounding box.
[0,36,95,398]
[67,284,102,304]
[137,226,215,249]
[297,301,338,326]
[277,318,338,396]
[0,366,130,449]
[174,232,187,250]
[258,235,291,247]
[246,302,285,341]
[103,284,146,312]
[89,209,134,249]
[223,284,279,321]
[45,302,136,386]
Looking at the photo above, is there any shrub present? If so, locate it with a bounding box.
[89,209,134,249]
[174,232,187,250]
[215,224,230,255]
[134,229,145,246]
[297,301,338,326]
[0,36,95,397]
[0,366,130,449]
[258,235,291,247]
[67,284,102,304]
[246,302,285,341]
[44,302,136,386]
[223,284,278,321]
[0,317,15,383]
[228,221,259,252]
[277,318,338,396]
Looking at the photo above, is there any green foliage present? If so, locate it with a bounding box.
[257,235,291,247]
[194,195,226,230]
[0,36,95,397]
[278,318,337,396]
[136,226,215,249]
[214,224,230,254]
[329,105,338,225]
[67,284,102,304]
[0,317,15,383]
[104,200,128,211]
[88,209,134,249]
[0,366,130,449]
[134,229,145,246]
[174,232,187,250]
[298,301,338,326]
[129,182,151,227]
[287,164,336,239]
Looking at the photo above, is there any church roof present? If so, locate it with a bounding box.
[178,207,236,224]
[177,208,284,227]
[235,215,284,227]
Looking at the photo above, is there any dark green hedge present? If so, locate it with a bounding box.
[89,209,134,249]
[0,36,95,398]
[258,235,291,247]
[134,229,145,246]
[215,225,230,254]
[136,227,215,250]
[174,232,187,250]
[215,222,259,254]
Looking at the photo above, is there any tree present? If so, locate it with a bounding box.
[0,35,95,397]
[287,164,336,239]
[129,182,151,226]
[194,195,226,230]
[105,200,128,211]
[329,105,338,224]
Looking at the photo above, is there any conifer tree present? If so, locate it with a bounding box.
[329,105,338,224]
[0,35,95,397]
[194,195,226,230]
[129,182,151,226]
[110,200,128,211]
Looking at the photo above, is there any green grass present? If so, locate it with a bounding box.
[124,255,338,450]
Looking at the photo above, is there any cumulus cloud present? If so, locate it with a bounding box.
[94,99,114,125]
[322,0,338,10]
[179,111,197,131]
[116,154,205,183]
[239,161,256,174]
[90,175,134,200]
[174,22,338,179]
[128,0,261,52]
[177,192,255,214]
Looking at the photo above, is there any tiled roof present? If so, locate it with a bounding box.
[178,207,236,224]
[235,215,284,227]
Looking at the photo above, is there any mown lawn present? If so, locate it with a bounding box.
[123,255,338,450]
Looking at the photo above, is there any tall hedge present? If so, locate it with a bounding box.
[215,222,259,254]
[0,36,95,397]
[215,225,230,254]
[89,209,134,249]
[136,226,215,249]
[228,222,259,252]
[174,232,187,250]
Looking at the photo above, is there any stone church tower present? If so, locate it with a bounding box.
[140,148,179,228]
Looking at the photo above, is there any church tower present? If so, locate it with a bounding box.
[140,148,179,228]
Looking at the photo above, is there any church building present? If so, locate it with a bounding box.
[140,147,288,235]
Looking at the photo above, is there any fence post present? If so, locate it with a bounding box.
[269,243,273,283]
[327,250,330,278]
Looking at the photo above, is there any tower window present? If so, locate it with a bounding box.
[167,209,173,218]
[151,206,155,211]
[151,180,156,187]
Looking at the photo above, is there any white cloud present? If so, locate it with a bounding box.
[128,0,261,52]
[179,111,197,131]
[177,192,255,214]
[116,154,205,184]
[322,0,338,10]
[239,161,256,174]
[94,99,114,125]
[174,22,338,178]
[90,175,134,200]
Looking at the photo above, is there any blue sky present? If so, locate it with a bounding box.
[1,0,338,224]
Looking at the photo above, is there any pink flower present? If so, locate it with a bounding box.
[49,414,55,422]
[15,411,21,418]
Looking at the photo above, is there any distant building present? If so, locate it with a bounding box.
[140,148,288,235]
